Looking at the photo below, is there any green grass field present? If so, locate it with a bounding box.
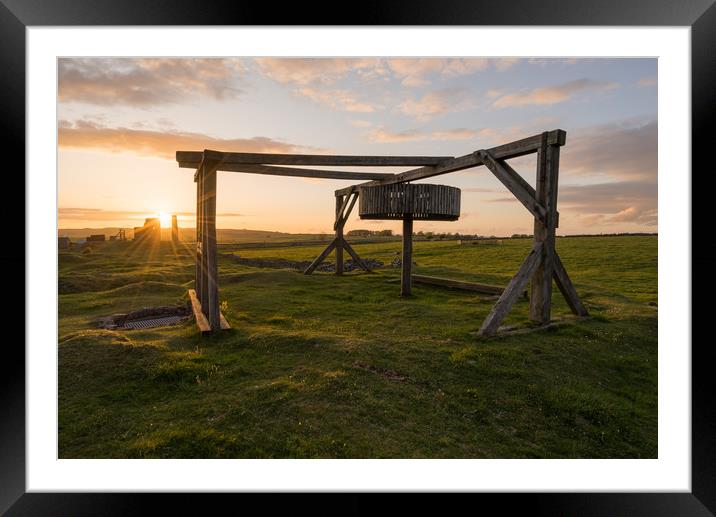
[58,235,657,458]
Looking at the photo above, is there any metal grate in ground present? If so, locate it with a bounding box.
[121,315,185,330]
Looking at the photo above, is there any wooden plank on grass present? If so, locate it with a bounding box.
[189,289,231,332]
[188,289,211,333]
[411,274,527,297]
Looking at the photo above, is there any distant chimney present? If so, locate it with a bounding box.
[172,214,179,243]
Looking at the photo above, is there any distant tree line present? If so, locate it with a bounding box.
[346,229,656,239]
[347,229,394,237]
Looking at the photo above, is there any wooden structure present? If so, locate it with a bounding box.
[357,183,461,296]
[358,183,460,221]
[176,129,587,334]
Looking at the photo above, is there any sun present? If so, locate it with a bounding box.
[158,212,172,227]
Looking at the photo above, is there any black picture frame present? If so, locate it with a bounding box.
[4,1,712,514]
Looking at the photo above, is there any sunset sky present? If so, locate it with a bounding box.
[58,57,657,236]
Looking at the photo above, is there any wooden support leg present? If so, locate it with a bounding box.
[401,216,413,296]
[304,239,337,274]
[530,133,560,325]
[343,240,372,272]
[335,195,344,276]
[553,252,589,316]
[200,168,209,309]
[195,168,203,306]
[203,161,220,331]
[479,243,544,336]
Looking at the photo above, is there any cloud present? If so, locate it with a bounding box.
[58,120,318,159]
[254,58,380,85]
[384,58,491,87]
[58,58,245,106]
[255,58,512,90]
[492,79,619,108]
[561,118,657,180]
[485,179,657,227]
[350,119,373,127]
[296,87,378,112]
[558,180,657,226]
[636,76,657,87]
[367,126,491,143]
[398,89,476,121]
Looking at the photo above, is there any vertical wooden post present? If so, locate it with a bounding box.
[195,168,204,306]
[401,215,413,296]
[530,133,560,324]
[335,195,344,276]
[203,159,220,331]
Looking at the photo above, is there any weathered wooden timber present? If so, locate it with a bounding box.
[411,275,527,297]
[359,183,461,221]
[177,150,452,167]
[179,161,395,181]
[177,128,587,335]
[334,129,566,196]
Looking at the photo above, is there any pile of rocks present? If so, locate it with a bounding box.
[229,254,383,272]
[316,258,384,272]
[390,258,417,267]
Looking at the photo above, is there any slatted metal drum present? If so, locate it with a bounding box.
[358,183,461,221]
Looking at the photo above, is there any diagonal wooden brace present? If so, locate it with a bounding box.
[342,240,372,272]
[553,252,589,316]
[334,192,358,230]
[304,238,338,274]
[478,242,544,336]
[478,150,548,223]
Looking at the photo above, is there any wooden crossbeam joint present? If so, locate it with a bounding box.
[477,149,548,223]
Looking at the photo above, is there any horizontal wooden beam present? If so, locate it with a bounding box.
[177,149,453,167]
[335,130,566,196]
[180,161,396,181]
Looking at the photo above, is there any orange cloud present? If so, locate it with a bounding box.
[367,126,491,143]
[59,58,246,106]
[492,79,618,108]
[254,58,380,85]
[256,58,516,90]
[296,87,378,112]
[384,58,490,87]
[636,77,657,87]
[398,89,476,121]
[58,120,319,159]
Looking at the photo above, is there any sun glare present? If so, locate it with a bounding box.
[158,212,171,227]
